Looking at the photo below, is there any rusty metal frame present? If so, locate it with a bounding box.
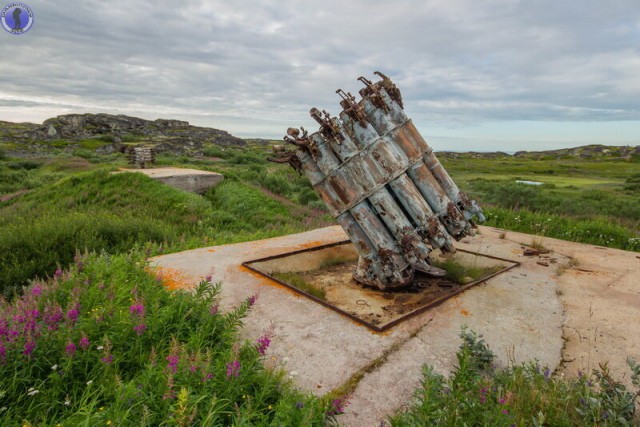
[241,240,521,333]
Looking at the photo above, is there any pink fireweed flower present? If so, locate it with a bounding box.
[43,305,64,331]
[133,324,147,336]
[66,308,79,323]
[209,304,219,316]
[226,360,241,378]
[31,285,43,297]
[256,335,271,355]
[205,275,212,283]
[54,268,63,279]
[79,334,90,350]
[65,341,76,357]
[202,372,214,382]
[23,340,36,357]
[166,355,179,373]
[329,397,349,415]
[129,303,145,318]
[247,294,258,307]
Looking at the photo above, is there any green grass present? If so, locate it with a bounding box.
[271,272,327,301]
[389,328,640,426]
[430,259,503,285]
[0,170,331,295]
[0,251,334,425]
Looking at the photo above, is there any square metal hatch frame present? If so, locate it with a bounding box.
[242,240,520,333]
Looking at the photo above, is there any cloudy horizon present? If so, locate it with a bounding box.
[2,0,639,152]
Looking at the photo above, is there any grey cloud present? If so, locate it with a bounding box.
[1,0,639,146]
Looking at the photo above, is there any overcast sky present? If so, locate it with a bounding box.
[2,0,639,151]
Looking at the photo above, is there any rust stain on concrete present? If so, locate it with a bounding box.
[151,266,195,291]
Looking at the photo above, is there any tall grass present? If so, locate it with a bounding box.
[0,252,332,425]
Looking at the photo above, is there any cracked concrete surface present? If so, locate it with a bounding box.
[150,225,639,426]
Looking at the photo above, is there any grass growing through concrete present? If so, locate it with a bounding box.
[390,328,640,426]
[431,258,504,285]
[271,272,327,301]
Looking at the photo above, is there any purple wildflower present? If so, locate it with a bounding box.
[499,397,506,405]
[66,308,79,323]
[247,294,258,307]
[209,304,219,315]
[256,335,271,355]
[201,372,214,382]
[226,360,241,378]
[79,334,90,350]
[101,354,114,364]
[23,340,36,357]
[54,268,63,279]
[296,402,304,409]
[65,341,77,357]
[166,355,180,373]
[129,303,145,317]
[329,397,349,415]
[543,368,551,380]
[43,305,64,331]
[31,285,43,297]
[502,409,509,415]
[133,324,147,336]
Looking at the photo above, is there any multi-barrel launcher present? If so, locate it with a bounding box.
[269,72,485,291]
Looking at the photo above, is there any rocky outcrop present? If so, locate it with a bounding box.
[36,113,245,148]
[1,113,246,157]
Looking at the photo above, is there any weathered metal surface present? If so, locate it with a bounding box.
[269,73,485,290]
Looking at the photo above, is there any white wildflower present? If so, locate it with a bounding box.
[86,380,93,386]
[97,346,104,350]
[27,389,39,396]
[51,364,58,370]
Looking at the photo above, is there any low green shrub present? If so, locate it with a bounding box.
[390,328,640,426]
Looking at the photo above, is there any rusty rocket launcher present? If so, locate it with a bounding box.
[269,72,485,290]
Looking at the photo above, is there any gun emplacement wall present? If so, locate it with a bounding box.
[269,72,485,290]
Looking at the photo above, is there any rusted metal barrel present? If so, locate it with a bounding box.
[270,73,485,290]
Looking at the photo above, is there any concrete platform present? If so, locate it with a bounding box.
[151,225,570,426]
[117,167,223,194]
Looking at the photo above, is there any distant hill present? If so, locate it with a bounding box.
[0,113,245,157]
[439,144,640,161]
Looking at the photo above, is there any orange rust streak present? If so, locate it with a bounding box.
[238,265,302,298]
[150,266,195,291]
[296,240,331,249]
[460,309,470,316]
